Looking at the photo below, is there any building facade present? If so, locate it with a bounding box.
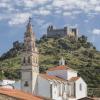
[21,18,39,95]
[47,25,78,40]
[21,18,87,100]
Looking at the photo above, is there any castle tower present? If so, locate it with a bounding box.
[21,18,39,95]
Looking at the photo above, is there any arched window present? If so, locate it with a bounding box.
[50,84,53,98]
[23,57,26,63]
[28,56,30,63]
[79,84,82,91]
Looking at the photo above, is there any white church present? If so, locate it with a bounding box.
[21,18,87,100]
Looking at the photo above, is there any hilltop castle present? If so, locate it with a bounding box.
[21,18,87,100]
[47,25,78,40]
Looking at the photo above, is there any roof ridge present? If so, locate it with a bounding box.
[47,65,71,71]
[40,74,66,82]
[68,77,80,82]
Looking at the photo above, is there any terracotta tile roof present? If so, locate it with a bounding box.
[40,74,66,82]
[0,88,43,100]
[68,77,80,82]
[47,65,71,71]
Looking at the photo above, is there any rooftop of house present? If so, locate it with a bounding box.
[68,77,80,82]
[40,74,66,82]
[0,88,43,100]
[47,65,73,71]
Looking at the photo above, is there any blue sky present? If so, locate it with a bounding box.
[0,0,100,55]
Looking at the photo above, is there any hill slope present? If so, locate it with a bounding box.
[0,35,100,96]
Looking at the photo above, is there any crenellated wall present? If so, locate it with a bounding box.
[47,25,78,40]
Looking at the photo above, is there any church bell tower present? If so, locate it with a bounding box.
[21,18,39,94]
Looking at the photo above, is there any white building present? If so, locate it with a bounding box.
[0,80,15,89]
[20,18,87,100]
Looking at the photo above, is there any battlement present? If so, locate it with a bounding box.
[47,25,78,40]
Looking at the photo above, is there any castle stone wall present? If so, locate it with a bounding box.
[47,25,78,40]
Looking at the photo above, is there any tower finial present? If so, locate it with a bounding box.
[29,17,32,24]
[59,57,65,66]
[26,17,33,33]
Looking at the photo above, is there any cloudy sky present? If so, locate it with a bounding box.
[0,0,100,55]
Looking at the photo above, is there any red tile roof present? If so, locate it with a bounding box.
[68,77,80,82]
[47,65,71,71]
[0,88,43,100]
[40,74,66,82]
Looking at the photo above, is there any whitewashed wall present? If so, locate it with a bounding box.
[52,82,64,100]
[21,71,33,93]
[37,76,50,98]
[75,78,87,99]
[68,82,75,97]
[47,69,77,80]
[52,82,58,99]
[68,98,76,100]
[13,80,21,89]
[67,70,77,80]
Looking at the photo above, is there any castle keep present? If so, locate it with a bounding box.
[47,25,78,39]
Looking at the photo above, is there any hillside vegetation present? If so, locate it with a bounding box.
[0,35,100,96]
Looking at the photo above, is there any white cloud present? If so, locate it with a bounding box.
[72,11,81,14]
[95,6,100,11]
[14,0,48,8]
[1,0,100,26]
[55,10,62,14]
[22,0,35,8]
[34,0,48,4]
[52,0,100,14]
[52,0,65,7]
[33,7,51,16]
[63,12,72,16]
[39,10,51,16]
[0,0,12,9]
[93,29,100,35]
[8,13,32,26]
[0,3,9,8]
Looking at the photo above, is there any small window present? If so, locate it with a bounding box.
[24,81,29,87]
[23,57,26,63]
[28,56,30,63]
[79,84,82,91]
[50,84,53,98]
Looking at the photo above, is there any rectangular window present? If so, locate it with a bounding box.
[50,84,53,98]
[80,84,82,91]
